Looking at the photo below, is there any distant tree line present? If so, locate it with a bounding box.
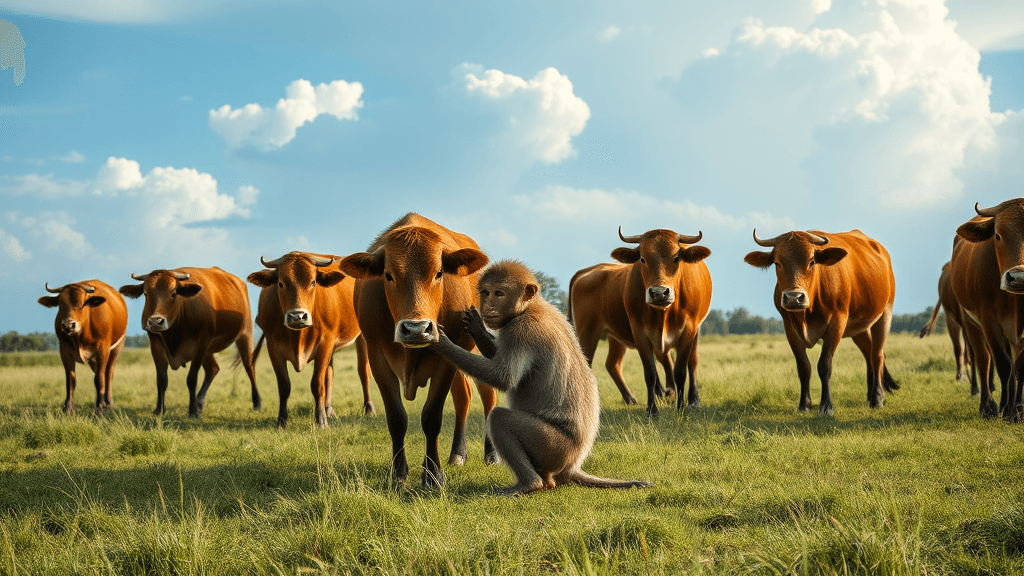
[1,331,150,352]
[700,306,946,336]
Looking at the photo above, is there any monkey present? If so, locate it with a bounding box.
[429,260,653,496]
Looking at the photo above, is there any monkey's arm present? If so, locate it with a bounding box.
[431,333,528,392]
[463,307,497,359]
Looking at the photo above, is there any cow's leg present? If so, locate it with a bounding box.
[965,337,980,396]
[994,344,1012,418]
[816,323,845,416]
[851,332,877,406]
[575,318,603,367]
[194,354,219,414]
[784,327,813,411]
[268,345,292,428]
[966,324,999,418]
[448,371,471,465]
[369,351,408,485]
[310,346,333,428]
[637,343,660,418]
[948,320,966,382]
[605,337,637,405]
[656,351,676,399]
[60,347,77,415]
[676,328,700,410]
[1008,351,1024,422]
[103,339,124,409]
[234,335,261,410]
[420,363,457,488]
[356,335,375,415]
[478,380,499,465]
[153,357,170,417]
[324,357,336,419]
[90,349,110,412]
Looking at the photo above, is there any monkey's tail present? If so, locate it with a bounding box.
[918,300,942,338]
[568,470,654,489]
[882,365,899,392]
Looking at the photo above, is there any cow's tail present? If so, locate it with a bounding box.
[917,300,942,338]
[566,269,585,326]
[882,365,899,392]
[234,333,265,369]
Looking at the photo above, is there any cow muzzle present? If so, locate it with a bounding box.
[284,309,312,330]
[146,315,170,332]
[781,290,809,311]
[60,320,80,335]
[395,319,438,348]
[646,286,675,309]
[1002,267,1024,294]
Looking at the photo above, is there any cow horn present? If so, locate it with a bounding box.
[171,271,191,281]
[81,284,96,294]
[805,232,829,246]
[752,229,786,247]
[130,272,152,281]
[311,256,334,267]
[261,255,286,268]
[44,283,64,294]
[618,227,643,244]
[677,231,703,244]
[976,201,1012,218]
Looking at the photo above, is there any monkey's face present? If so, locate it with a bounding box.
[478,280,538,329]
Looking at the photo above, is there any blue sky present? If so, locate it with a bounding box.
[2,0,1024,333]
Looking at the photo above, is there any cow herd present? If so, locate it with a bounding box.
[33,202,1024,489]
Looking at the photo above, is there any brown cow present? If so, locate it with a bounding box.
[339,213,498,487]
[568,227,712,417]
[744,229,898,415]
[919,261,988,395]
[119,267,261,417]
[38,280,128,414]
[951,201,1024,420]
[248,252,374,428]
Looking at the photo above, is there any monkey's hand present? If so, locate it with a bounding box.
[463,306,497,359]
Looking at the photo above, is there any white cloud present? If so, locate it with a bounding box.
[676,0,1007,210]
[0,173,88,198]
[462,65,591,164]
[60,151,85,163]
[702,47,720,58]
[209,79,364,151]
[95,157,144,192]
[0,228,30,261]
[597,26,621,42]
[4,0,214,23]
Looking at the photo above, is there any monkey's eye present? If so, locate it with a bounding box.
[480,290,489,298]
[435,269,443,280]
[495,290,505,298]
[385,272,394,282]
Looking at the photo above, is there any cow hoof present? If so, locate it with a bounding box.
[252,399,262,411]
[421,469,446,489]
[326,406,336,418]
[817,406,834,417]
[980,402,999,419]
[364,403,376,416]
[688,400,701,410]
[448,454,466,466]
[646,406,659,418]
[623,396,638,405]
[276,418,288,429]
[63,404,73,415]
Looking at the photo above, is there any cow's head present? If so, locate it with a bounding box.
[38,283,107,336]
[743,230,848,311]
[957,200,1024,294]
[340,226,488,347]
[611,227,710,309]
[119,270,202,333]
[248,253,345,330]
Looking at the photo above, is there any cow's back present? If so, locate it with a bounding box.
[177,267,252,344]
[569,263,634,338]
[814,230,895,318]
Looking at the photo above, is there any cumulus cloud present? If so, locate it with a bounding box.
[0,173,88,198]
[0,228,30,261]
[675,0,1008,210]
[461,65,591,164]
[209,79,364,151]
[597,26,621,42]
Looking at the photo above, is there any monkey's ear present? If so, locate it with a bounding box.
[442,248,488,276]
[119,284,146,299]
[743,251,774,269]
[957,218,995,243]
[38,296,60,308]
[247,270,277,288]
[523,282,539,302]
[339,251,386,279]
[611,247,641,264]
[679,245,711,263]
[316,270,346,288]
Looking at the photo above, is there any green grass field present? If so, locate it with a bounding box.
[0,333,1022,575]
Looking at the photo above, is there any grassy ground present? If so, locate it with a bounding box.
[0,332,1022,575]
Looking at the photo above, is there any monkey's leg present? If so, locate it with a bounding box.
[487,407,575,497]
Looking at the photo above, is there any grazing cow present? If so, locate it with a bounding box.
[119,267,261,417]
[950,201,1024,420]
[339,213,498,487]
[38,280,128,414]
[568,227,712,417]
[744,229,898,415]
[919,261,986,395]
[248,252,374,428]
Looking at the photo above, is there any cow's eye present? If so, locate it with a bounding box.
[278,282,284,288]
[436,270,443,280]
[311,280,316,288]
[774,262,779,269]
[674,256,680,263]
[640,257,646,264]
[809,260,815,268]
[384,272,394,282]
[996,233,1002,241]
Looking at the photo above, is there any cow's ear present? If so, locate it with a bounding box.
[247,270,277,288]
[679,245,711,264]
[119,284,145,299]
[611,247,641,264]
[957,218,995,243]
[814,247,848,266]
[316,270,346,288]
[85,296,107,308]
[38,296,59,308]
[176,283,203,298]
[442,248,488,276]
[340,251,385,279]
[744,250,774,269]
